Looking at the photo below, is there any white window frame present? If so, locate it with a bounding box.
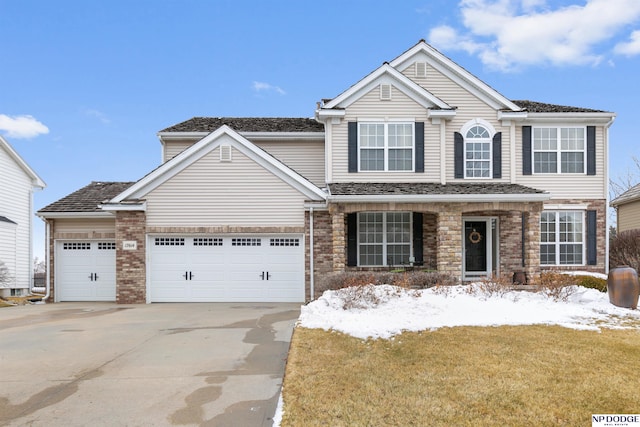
[461,119,495,179]
[532,126,586,174]
[464,125,492,179]
[357,212,412,267]
[358,122,415,172]
[540,210,585,266]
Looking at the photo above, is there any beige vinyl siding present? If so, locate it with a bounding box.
[0,145,34,289]
[253,140,325,187]
[163,140,196,162]
[53,218,116,236]
[516,125,607,199]
[146,146,307,227]
[416,63,510,183]
[331,85,438,182]
[617,200,640,232]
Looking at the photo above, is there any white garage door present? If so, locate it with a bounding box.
[149,235,304,302]
[55,241,116,301]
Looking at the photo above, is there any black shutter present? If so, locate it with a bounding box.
[587,126,596,176]
[587,210,597,265]
[523,126,532,175]
[415,122,424,173]
[493,132,502,179]
[454,132,464,179]
[347,213,358,267]
[348,122,358,173]
[413,212,423,264]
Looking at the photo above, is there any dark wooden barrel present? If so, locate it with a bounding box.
[607,266,640,309]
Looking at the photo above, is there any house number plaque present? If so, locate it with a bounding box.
[123,240,137,250]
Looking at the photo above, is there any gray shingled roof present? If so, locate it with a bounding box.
[329,182,546,196]
[160,117,325,133]
[0,216,17,224]
[38,181,135,213]
[611,183,640,207]
[511,100,608,113]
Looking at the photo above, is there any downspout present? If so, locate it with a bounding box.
[604,116,616,273]
[41,220,51,303]
[309,207,315,301]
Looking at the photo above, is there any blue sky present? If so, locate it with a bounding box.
[2,0,640,260]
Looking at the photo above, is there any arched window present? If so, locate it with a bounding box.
[464,124,492,178]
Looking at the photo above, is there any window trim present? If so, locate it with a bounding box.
[540,210,586,266]
[460,119,496,180]
[357,121,415,172]
[356,212,413,267]
[532,126,587,175]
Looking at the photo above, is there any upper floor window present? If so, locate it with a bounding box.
[359,123,414,172]
[533,127,585,174]
[465,125,491,178]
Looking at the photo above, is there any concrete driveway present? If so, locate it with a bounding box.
[0,302,300,426]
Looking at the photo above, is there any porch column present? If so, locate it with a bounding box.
[330,205,346,272]
[523,207,542,283]
[437,204,463,278]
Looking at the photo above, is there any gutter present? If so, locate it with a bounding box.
[309,207,314,301]
[40,220,51,303]
[604,115,616,273]
[327,193,551,203]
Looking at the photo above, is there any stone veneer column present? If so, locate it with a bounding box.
[524,208,541,283]
[115,211,146,304]
[437,205,463,279]
[330,206,346,272]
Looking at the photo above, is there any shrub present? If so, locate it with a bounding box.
[0,260,11,287]
[573,275,607,293]
[535,272,576,302]
[317,270,457,294]
[465,274,514,298]
[610,229,640,272]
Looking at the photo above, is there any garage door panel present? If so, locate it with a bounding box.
[56,241,116,302]
[149,234,303,302]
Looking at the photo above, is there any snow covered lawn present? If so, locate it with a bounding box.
[274,282,640,426]
[298,283,640,340]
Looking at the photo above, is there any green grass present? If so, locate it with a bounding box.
[281,326,640,426]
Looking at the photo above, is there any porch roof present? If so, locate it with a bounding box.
[327,182,550,203]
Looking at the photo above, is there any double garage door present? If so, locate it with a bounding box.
[55,235,304,302]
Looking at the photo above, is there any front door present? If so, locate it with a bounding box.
[463,218,497,280]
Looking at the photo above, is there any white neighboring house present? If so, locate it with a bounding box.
[0,136,46,297]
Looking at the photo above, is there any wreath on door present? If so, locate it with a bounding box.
[469,229,482,244]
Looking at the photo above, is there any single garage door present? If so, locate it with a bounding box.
[149,235,304,302]
[55,241,116,301]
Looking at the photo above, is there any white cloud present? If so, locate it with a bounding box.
[428,0,640,71]
[0,114,49,139]
[614,30,640,56]
[84,109,111,124]
[252,81,286,95]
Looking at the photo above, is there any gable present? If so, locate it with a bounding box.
[389,41,521,112]
[144,144,311,227]
[109,125,326,206]
[321,63,451,112]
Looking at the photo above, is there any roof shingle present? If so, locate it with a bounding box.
[329,182,546,196]
[511,100,608,113]
[38,181,135,213]
[160,117,325,133]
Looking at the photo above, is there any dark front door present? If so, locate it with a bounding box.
[465,221,487,273]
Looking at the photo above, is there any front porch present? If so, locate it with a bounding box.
[325,200,543,284]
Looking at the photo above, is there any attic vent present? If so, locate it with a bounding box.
[380,84,392,101]
[220,145,232,162]
[416,62,427,77]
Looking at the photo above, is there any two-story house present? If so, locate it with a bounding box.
[1,136,46,297]
[37,40,614,303]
